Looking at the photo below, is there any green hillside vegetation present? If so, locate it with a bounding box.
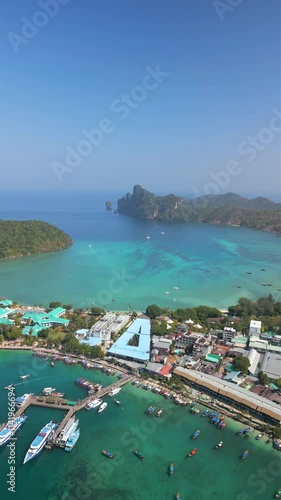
[118,186,281,233]
[0,220,72,260]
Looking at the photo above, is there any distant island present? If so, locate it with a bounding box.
[0,220,72,261]
[117,185,281,233]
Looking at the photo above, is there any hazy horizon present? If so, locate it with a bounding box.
[1,1,280,196]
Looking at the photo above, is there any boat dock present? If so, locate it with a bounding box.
[13,375,135,448]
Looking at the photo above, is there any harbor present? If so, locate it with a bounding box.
[1,349,281,499]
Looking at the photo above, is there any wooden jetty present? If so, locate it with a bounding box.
[14,375,135,448]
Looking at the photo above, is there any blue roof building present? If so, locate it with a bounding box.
[108,318,151,363]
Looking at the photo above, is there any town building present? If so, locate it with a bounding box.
[76,313,130,347]
[222,327,236,342]
[0,307,15,325]
[108,318,151,363]
[249,319,262,337]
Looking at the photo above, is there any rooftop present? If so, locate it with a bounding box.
[174,367,281,422]
[108,318,150,362]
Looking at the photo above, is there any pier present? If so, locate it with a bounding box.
[14,375,135,448]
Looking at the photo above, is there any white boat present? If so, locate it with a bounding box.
[98,402,107,414]
[0,415,27,446]
[165,291,170,294]
[86,399,102,411]
[114,399,122,406]
[173,287,179,290]
[146,235,150,239]
[161,231,165,235]
[42,387,56,395]
[23,421,59,464]
[108,387,121,397]
[65,429,80,452]
[20,374,30,380]
[15,394,32,408]
[59,419,79,445]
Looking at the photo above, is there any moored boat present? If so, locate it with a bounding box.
[0,415,27,447]
[15,393,32,408]
[23,421,59,464]
[156,409,163,417]
[108,387,121,397]
[256,433,263,440]
[192,430,200,439]
[98,402,107,414]
[42,387,56,396]
[176,493,181,500]
[169,463,174,475]
[114,399,122,406]
[241,450,249,460]
[102,449,114,458]
[188,448,197,457]
[86,399,102,411]
[145,406,155,415]
[65,429,80,452]
[50,361,55,367]
[134,449,144,460]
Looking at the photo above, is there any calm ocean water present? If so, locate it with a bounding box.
[0,350,280,500]
[0,191,280,310]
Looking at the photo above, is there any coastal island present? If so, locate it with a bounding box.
[0,220,72,260]
[117,185,281,233]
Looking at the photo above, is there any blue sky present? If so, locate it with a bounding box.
[0,0,280,198]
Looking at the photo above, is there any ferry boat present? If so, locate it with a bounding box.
[241,450,249,460]
[15,393,32,408]
[102,449,114,458]
[192,430,200,440]
[169,463,174,475]
[23,421,59,464]
[59,418,79,446]
[108,387,121,397]
[98,402,107,414]
[145,406,155,415]
[65,429,80,452]
[86,399,102,410]
[20,374,30,380]
[0,415,27,446]
[188,448,197,457]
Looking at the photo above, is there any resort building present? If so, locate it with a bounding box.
[174,367,281,424]
[76,313,130,347]
[108,318,151,363]
[0,297,13,307]
[0,307,15,325]
[21,307,69,336]
[247,348,261,376]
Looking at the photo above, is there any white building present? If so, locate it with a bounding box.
[249,320,262,337]
[223,327,236,342]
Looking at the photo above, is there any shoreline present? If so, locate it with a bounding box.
[0,346,279,441]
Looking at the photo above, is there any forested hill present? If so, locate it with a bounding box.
[117,185,281,233]
[0,220,72,260]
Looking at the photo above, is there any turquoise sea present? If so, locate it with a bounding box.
[0,191,280,310]
[0,350,280,500]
